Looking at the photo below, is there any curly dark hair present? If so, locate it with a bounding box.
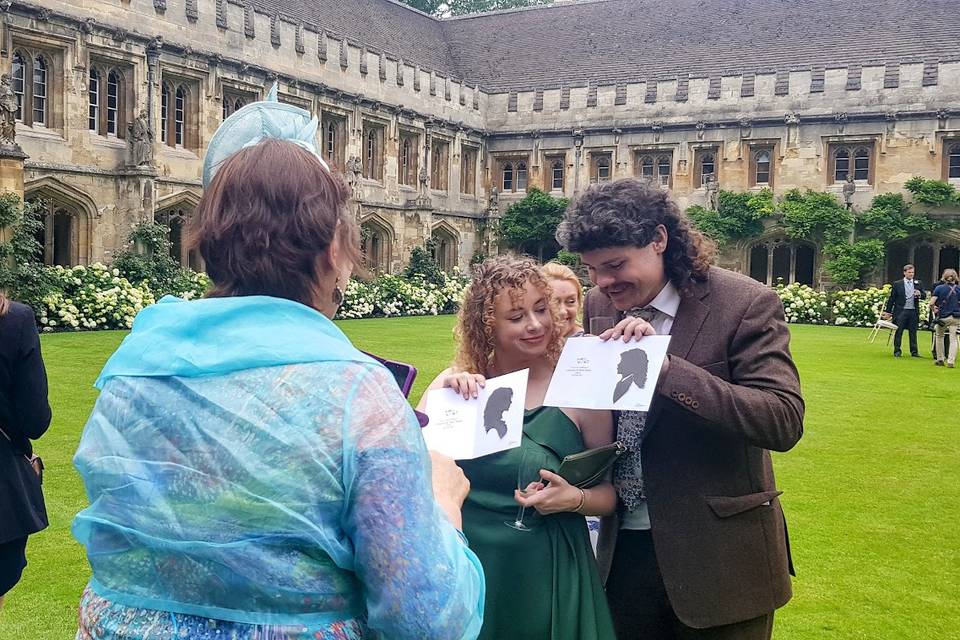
[556,178,714,289]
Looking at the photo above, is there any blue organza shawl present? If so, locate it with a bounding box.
[73,296,484,638]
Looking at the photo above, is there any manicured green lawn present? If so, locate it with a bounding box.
[1,319,957,639]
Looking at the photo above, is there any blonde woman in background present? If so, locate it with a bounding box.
[541,262,584,337]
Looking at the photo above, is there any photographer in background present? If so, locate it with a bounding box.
[930,269,960,368]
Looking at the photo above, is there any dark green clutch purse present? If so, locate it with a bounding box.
[556,442,624,489]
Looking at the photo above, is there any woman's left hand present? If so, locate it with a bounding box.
[514,469,582,515]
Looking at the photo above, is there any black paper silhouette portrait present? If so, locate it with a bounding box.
[613,349,649,403]
[483,387,514,439]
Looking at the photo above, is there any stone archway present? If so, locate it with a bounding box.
[155,191,202,270]
[431,221,460,272]
[746,236,817,286]
[886,231,960,285]
[360,215,395,274]
[24,177,97,266]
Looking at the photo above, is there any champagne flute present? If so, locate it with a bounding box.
[504,449,549,531]
[589,316,615,336]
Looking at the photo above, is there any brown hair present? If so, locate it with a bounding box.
[454,255,564,375]
[557,178,714,290]
[187,139,361,306]
[0,293,8,317]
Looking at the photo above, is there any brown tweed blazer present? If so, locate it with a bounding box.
[585,266,804,630]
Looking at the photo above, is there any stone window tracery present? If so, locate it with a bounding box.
[88,63,128,137]
[696,151,717,187]
[161,77,198,151]
[362,123,385,181]
[593,154,611,183]
[635,151,672,188]
[12,48,56,128]
[945,141,960,181]
[752,148,772,186]
[431,139,450,191]
[460,146,477,195]
[831,143,873,183]
[550,158,565,191]
[321,114,346,171]
[399,132,419,187]
[501,159,528,192]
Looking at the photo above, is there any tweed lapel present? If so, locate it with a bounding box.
[666,277,711,361]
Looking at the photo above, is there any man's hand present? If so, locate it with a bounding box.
[599,316,656,342]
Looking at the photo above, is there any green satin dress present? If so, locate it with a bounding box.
[458,406,616,640]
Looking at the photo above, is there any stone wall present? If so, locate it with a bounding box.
[2,0,959,284]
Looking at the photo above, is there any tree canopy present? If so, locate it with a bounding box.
[402,0,550,17]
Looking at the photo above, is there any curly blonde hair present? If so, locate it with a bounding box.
[541,262,583,306]
[454,255,565,375]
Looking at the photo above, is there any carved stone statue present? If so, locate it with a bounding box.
[345,156,363,197]
[704,173,719,211]
[418,163,429,191]
[488,187,499,213]
[127,110,153,167]
[842,173,856,209]
[0,74,19,146]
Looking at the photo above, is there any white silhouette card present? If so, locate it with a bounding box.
[543,336,671,411]
[422,368,529,460]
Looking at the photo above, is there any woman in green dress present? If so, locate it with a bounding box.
[419,256,617,640]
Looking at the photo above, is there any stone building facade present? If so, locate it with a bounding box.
[4,0,960,286]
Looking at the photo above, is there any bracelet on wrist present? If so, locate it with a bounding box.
[574,487,586,514]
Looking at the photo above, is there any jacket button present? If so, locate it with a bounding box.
[670,391,678,399]
[691,400,700,409]
[677,392,686,402]
[685,397,694,406]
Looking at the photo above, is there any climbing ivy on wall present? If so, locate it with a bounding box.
[685,178,956,288]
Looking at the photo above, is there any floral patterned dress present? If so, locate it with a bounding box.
[73,296,485,640]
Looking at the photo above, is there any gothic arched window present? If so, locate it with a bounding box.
[88,65,127,136]
[754,149,772,185]
[516,161,528,191]
[31,55,47,125]
[10,49,56,127]
[551,159,564,191]
[502,162,514,191]
[832,143,873,183]
[949,142,960,180]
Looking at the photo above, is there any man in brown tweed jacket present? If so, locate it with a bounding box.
[556,179,804,639]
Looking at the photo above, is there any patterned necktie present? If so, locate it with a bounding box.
[613,306,657,512]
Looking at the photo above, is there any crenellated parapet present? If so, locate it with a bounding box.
[2,0,487,132]
[485,61,960,132]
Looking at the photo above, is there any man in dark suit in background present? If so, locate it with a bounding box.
[557,179,804,640]
[883,264,924,358]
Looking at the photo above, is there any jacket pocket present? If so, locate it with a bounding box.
[704,490,782,518]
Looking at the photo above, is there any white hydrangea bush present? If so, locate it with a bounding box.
[830,286,892,327]
[37,264,156,331]
[774,283,828,324]
[337,269,470,320]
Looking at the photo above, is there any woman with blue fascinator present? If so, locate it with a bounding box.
[72,89,485,640]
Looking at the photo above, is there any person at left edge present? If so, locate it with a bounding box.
[72,92,484,640]
[0,294,51,609]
